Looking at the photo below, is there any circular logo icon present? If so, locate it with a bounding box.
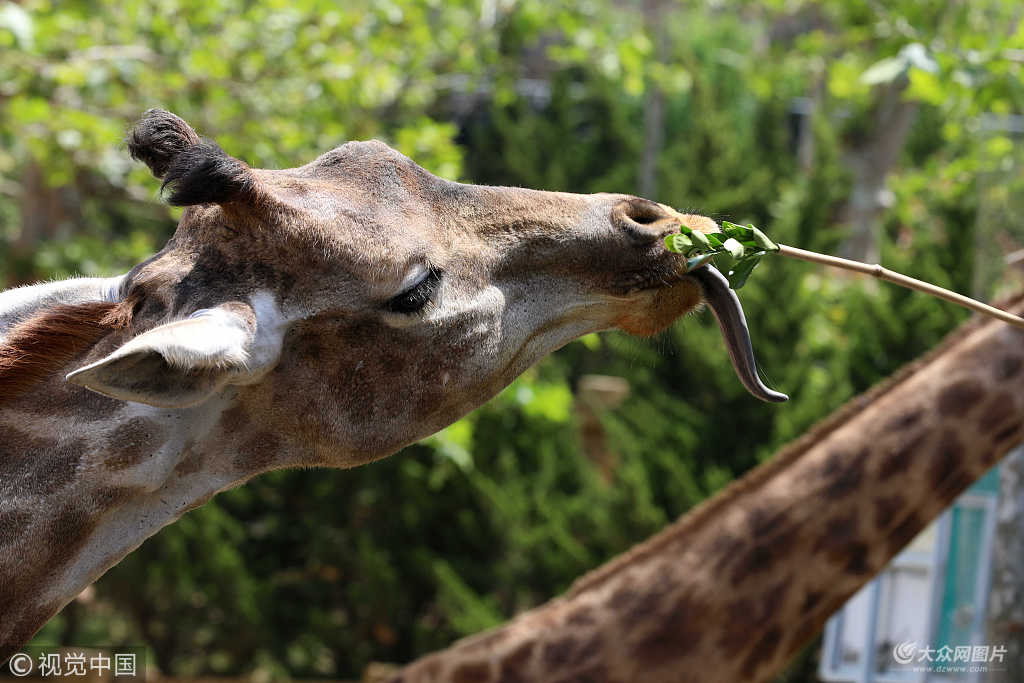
[8,652,33,677]
[893,641,917,665]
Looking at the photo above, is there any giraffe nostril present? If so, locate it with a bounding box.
[613,198,675,245]
[627,202,665,225]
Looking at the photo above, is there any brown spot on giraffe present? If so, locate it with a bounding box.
[725,504,801,584]
[0,424,36,460]
[45,504,96,571]
[104,418,165,470]
[628,591,707,667]
[878,432,928,479]
[566,604,596,627]
[381,350,408,376]
[610,580,673,627]
[0,508,31,548]
[174,440,204,476]
[706,531,741,575]
[745,504,800,546]
[18,378,123,420]
[542,635,581,670]
[936,378,985,416]
[497,640,535,683]
[993,423,1022,447]
[761,578,791,618]
[844,542,873,576]
[741,625,783,673]
[813,514,861,565]
[1,603,62,664]
[219,403,251,435]
[819,447,869,499]
[882,407,924,433]
[978,391,1017,433]
[331,359,380,426]
[887,512,927,556]
[568,636,603,671]
[729,541,777,583]
[873,494,902,530]
[718,577,789,656]
[450,659,492,683]
[0,429,86,497]
[929,429,970,498]
[233,432,281,472]
[800,590,823,614]
[90,486,138,512]
[993,354,1023,381]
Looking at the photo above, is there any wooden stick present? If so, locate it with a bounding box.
[777,244,1024,330]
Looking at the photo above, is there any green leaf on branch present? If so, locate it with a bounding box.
[704,232,724,248]
[691,230,713,250]
[726,254,763,289]
[712,251,735,272]
[665,220,779,289]
[722,237,745,259]
[664,233,693,254]
[750,227,779,252]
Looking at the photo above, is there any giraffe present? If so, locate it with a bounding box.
[395,295,1024,683]
[0,109,782,657]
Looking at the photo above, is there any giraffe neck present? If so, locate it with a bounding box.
[0,280,254,655]
[399,309,1024,683]
[0,384,247,654]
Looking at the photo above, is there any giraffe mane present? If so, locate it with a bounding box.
[0,300,133,406]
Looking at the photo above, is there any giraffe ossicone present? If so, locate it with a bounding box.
[0,109,776,656]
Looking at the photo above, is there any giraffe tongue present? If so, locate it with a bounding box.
[689,265,788,403]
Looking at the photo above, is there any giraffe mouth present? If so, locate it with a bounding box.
[611,255,690,296]
[612,260,786,403]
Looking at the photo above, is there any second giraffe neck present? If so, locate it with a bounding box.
[399,311,1024,683]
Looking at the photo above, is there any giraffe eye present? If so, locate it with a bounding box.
[386,268,442,314]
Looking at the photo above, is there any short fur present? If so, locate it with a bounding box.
[127,109,254,206]
[0,301,132,406]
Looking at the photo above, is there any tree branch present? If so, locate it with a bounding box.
[778,244,1024,330]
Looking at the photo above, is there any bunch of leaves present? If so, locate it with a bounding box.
[664,220,779,289]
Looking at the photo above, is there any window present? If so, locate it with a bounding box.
[820,466,1000,683]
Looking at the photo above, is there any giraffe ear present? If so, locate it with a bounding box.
[66,299,284,408]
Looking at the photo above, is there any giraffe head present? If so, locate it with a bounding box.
[66,109,783,466]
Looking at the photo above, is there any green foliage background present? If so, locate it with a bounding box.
[3,0,1024,680]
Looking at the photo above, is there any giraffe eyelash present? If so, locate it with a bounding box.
[385,268,442,314]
